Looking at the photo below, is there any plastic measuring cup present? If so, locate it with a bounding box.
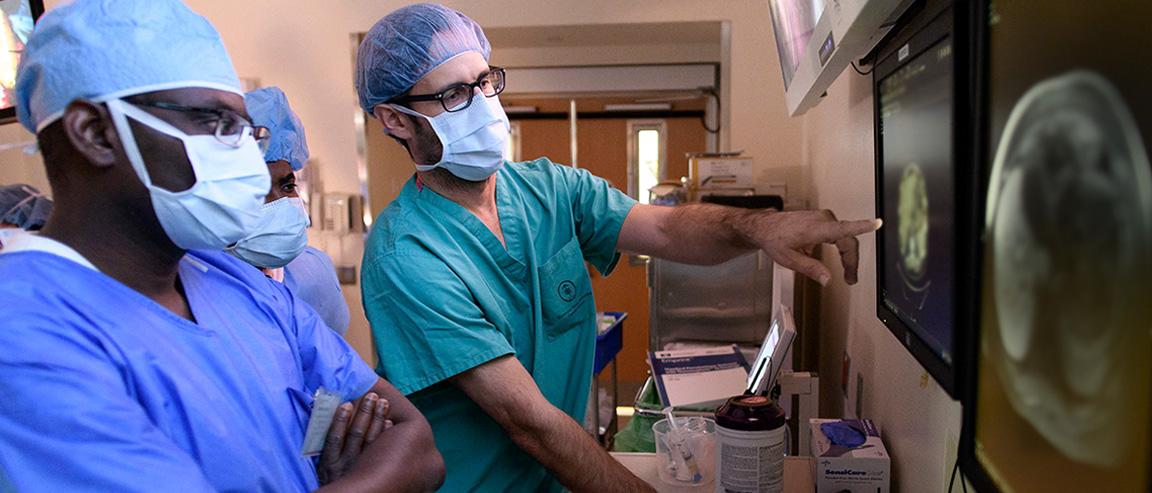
[653,416,716,487]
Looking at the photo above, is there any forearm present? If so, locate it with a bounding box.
[454,356,653,492]
[621,203,880,285]
[638,203,768,265]
[508,408,653,493]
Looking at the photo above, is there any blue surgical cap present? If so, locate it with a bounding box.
[14,0,243,133]
[0,184,53,230]
[355,3,490,113]
[245,87,310,171]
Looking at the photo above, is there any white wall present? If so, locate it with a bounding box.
[0,123,46,191]
[493,43,722,67]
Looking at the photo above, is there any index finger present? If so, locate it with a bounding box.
[364,398,390,445]
[341,393,378,457]
[320,403,353,467]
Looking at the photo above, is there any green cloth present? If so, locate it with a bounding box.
[362,158,637,492]
[613,376,722,453]
[612,378,664,453]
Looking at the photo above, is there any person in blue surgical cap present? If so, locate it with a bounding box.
[0,183,53,249]
[0,183,52,230]
[0,1,442,491]
[355,3,879,492]
[229,86,351,336]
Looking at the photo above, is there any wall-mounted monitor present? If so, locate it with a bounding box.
[1,0,46,125]
[960,1,1152,491]
[873,1,976,399]
[768,0,915,116]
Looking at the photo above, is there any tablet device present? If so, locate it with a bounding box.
[746,305,797,395]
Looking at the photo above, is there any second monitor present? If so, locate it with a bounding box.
[872,2,977,398]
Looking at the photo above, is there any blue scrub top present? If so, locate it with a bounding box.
[0,249,378,492]
[361,158,636,492]
[285,246,351,336]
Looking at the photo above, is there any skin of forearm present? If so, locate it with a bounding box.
[658,203,770,265]
[507,407,654,493]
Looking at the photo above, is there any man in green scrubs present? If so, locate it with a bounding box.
[356,5,880,492]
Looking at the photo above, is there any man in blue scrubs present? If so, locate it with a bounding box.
[356,4,879,491]
[0,1,442,491]
[0,183,52,249]
[229,86,352,335]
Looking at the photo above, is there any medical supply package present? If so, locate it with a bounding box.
[648,344,749,408]
[809,418,890,493]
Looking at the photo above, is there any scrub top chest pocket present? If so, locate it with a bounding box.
[538,238,595,339]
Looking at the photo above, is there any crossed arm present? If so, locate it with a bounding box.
[317,378,445,493]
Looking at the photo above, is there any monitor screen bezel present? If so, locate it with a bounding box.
[1,0,47,125]
[957,0,997,487]
[871,1,978,400]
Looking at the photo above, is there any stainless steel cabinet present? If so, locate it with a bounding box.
[647,251,773,351]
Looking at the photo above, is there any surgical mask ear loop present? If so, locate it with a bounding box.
[380,103,426,136]
[106,99,258,191]
[104,99,164,191]
[379,103,443,170]
[387,93,509,180]
[103,98,271,251]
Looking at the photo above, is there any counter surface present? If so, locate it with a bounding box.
[610,452,814,492]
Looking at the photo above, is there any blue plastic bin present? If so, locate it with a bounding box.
[593,311,626,375]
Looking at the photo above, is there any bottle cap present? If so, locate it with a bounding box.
[714,395,786,431]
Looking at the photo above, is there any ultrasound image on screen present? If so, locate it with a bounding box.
[878,37,955,362]
[966,5,1152,491]
[984,68,1147,471]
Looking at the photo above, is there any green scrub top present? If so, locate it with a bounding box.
[361,158,637,492]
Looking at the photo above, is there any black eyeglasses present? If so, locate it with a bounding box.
[390,67,506,113]
[127,100,272,151]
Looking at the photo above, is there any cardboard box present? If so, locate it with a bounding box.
[689,156,755,189]
[809,418,890,493]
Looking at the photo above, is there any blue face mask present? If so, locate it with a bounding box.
[226,197,310,269]
[391,92,510,181]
